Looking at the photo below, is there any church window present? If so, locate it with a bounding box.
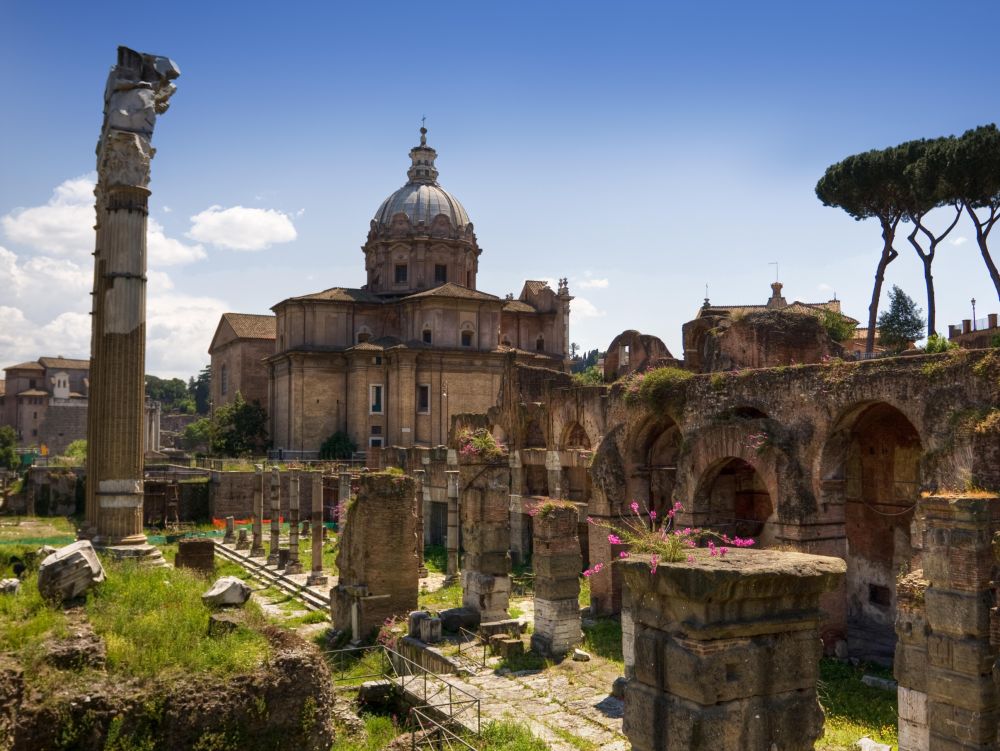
[370,384,383,414]
[422,328,433,344]
[29,379,36,389]
[417,384,430,413]
[395,264,408,284]
[461,330,473,347]
[434,264,447,284]
[536,336,545,352]
[220,364,228,395]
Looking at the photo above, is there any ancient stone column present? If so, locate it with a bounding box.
[285,471,303,574]
[413,469,428,577]
[894,495,1000,751]
[331,473,419,642]
[84,47,179,556]
[545,450,563,500]
[459,461,511,623]
[223,515,235,545]
[267,468,280,566]
[338,471,352,528]
[445,470,460,583]
[508,450,528,565]
[250,469,265,557]
[621,550,844,751]
[530,503,582,656]
[306,473,328,586]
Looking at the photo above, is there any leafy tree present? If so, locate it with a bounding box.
[146,375,195,413]
[0,426,17,470]
[187,366,211,415]
[877,286,925,352]
[942,125,1000,301]
[63,439,87,463]
[817,146,912,353]
[572,365,604,385]
[182,418,213,454]
[924,333,957,353]
[210,392,268,457]
[319,430,357,460]
[900,137,963,336]
[819,309,857,343]
[570,342,580,359]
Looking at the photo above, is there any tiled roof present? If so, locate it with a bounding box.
[503,300,536,313]
[289,287,384,304]
[403,283,500,302]
[38,357,89,370]
[5,361,44,371]
[222,313,276,340]
[523,280,549,296]
[17,389,49,397]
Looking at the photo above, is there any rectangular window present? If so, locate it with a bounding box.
[417,384,430,413]
[371,425,382,435]
[370,384,383,414]
[461,331,473,347]
[434,264,447,284]
[395,264,408,284]
[369,437,383,448]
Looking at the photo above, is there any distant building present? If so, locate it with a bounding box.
[948,312,999,349]
[208,312,276,413]
[0,356,160,456]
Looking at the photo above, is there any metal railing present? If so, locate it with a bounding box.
[325,645,481,737]
[410,707,477,750]
[455,627,488,670]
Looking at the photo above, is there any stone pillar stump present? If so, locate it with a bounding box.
[622,549,845,751]
[530,503,582,656]
[459,461,511,622]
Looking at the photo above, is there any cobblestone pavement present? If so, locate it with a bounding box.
[447,657,628,751]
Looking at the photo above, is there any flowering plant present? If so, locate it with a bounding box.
[457,428,504,460]
[584,499,756,576]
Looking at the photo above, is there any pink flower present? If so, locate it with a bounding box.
[720,547,729,557]
[608,534,621,545]
[686,555,695,563]
[583,568,592,578]
[673,501,683,511]
[619,551,630,559]
[685,539,696,548]
[587,516,597,525]
[649,554,660,574]
[593,562,605,574]
[649,510,657,520]
[667,509,675,518]
[630,501,640,514]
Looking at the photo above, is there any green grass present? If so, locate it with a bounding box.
[497,648,550,672]
[86,559,270,677]
[578,576,590,608]
[581,617,623,667]
[330,713,402,751]
[0,569,69,671]
[419,580,463,610]
[423,544,447,574]
[550,725,599,751]
[0,516,78,546]
[815,659,898,750]
[477,720,549,750]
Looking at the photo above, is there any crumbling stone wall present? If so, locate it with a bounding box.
[331,472,418,641]
[621,550,845,751]
[530,502,582,656]
[459,459,511,622]
[894,494,1000,751]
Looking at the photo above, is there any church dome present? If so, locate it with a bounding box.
[373,127,470,229]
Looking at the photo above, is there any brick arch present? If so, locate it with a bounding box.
[815,399,923,664]
[622,414,684,519]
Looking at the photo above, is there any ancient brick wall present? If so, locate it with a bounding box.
[38,401,87,455]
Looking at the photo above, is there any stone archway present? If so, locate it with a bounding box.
[819,401,922,664]
[693,457,777,545]
[625,417,682,519]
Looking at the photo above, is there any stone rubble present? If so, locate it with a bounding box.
[36,541,106,603]
[201,576,252,607]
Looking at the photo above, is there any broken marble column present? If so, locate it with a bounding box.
[267,468,280,566]
[621,549,845,751]
[307,473,328,586]
[459,460,511,623]
[413,469,428,577]
[223,515,235,544]
[235,528,249,550]
[338,471,352,527]
[250,469,265,557]
[894,495,1000,751]
[530,503,582,656]
[445,470,460,583]
[331,472,419,641]
[285,471,303,574]
[84,47,179,559]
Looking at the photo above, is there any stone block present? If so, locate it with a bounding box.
[462,552,511,576]
[897,717,929,751]
[923,589,991,639]
[37,541,106,603]
[208,611,242,637]
[497,638,523,659]
[927,700,1000,746]
[175,538,215,572]
[419,617,443,644]
[894,642,928,694]
[235,529,249,550]
[480,619,523,638]
[925,634,994,675]
[897,686,927,725]
[534,597,581,621]
[461,525,511,552]
[1,579,20,595]
[926,666,996,712]
[201,576,252,607]
[408,610,430,638]
[534,577,581,601]
[533,554,583,579]
[439,607,480,632]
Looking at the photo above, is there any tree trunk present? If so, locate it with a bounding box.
[866,221,899,354]
[922,257,936,337]
[966,203,1000,301]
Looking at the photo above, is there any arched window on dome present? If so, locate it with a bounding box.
[422,327,433,344]
[536,335,545,353]
[356,327,372,344]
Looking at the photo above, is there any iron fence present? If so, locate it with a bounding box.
[455,627,488,670]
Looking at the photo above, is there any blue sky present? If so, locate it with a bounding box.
[1,1,997,378]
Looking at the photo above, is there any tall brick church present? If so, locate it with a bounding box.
[210,128,572,454]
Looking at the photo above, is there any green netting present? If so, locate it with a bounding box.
[0,536,76,547]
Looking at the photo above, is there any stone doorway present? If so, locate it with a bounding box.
[695,457,775,544]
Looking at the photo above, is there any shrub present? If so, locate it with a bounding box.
[319,431,356,460]
[62,439,87,463]
[457,428,503,460]
[820,309,857,343]
[624,366,693,412]
[572,365,604,385]
[924,333,957,353]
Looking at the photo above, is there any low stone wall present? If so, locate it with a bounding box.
[621,549,845,751]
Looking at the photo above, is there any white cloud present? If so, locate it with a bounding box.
[148,218,206,266]
[147,291,229,377]
[571,296,605,319]
[162,205,172,213]
[950,236,968,246]
[1,174,96,257]
[188,205,297,251]
[579,277,609,289]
